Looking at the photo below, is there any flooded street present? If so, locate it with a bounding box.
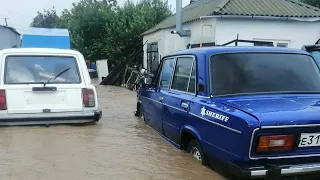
[0,84,227,180]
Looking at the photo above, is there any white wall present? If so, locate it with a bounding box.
[143,30,165,69]
[143,18,216,68]
[0,27,21,50]
[215,18,320,48]
[143,17,320,68]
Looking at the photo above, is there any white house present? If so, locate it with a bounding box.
[142,0,320,72]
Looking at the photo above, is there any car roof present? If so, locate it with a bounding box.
[0,48,81,56]
[165,46,310,57]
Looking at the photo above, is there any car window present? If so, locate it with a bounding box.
[159,58,175,88]
[210,53,320,96]
[310,51,320,65]
[171,57,194,92]
[5,56,81,84]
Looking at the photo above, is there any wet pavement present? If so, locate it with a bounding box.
[0,84,227,180]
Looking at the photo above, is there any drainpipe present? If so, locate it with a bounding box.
[171,0,191,37]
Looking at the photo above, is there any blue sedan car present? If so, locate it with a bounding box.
[136,46,320,179]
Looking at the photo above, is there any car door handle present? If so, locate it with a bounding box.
[181,102,189,109]
[159,97,164,102]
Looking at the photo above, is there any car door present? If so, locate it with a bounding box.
[162,56,196,143]
[141,57,176,133]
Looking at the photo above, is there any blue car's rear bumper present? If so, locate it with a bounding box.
[230,162,320,179]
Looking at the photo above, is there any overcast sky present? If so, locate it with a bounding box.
[0,0,189,32]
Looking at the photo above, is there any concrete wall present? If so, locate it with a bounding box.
[143,18,215,69]
[0,27,21,50]
[215,18,320,48]
[143,17,320,69]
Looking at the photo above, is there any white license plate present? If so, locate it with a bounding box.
[299,133,320,147]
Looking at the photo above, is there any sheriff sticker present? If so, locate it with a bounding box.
[201,107,229,122]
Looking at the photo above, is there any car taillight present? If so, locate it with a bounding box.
[82,88,95,107]
[256,135,295,152]
[0,90,7,110]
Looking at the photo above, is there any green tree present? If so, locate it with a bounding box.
[103,0,172,66]
[60,0,117,61]
[30,0,172,70]
[301,0,320,8]
[30,6,66,28]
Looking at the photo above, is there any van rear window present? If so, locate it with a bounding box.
[5,56,81,84]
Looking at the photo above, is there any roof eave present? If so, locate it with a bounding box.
[142,14,320,36]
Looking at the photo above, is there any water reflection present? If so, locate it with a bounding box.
[0,84,226,180]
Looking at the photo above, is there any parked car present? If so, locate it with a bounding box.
[0,48,102,125]
[135,46,320,179]
[302,44,320,64]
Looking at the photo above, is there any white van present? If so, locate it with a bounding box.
[0,48,102,125]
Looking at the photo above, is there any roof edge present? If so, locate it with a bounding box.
[142,15,320,36]
[0,25,20,35]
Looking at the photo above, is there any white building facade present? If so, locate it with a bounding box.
[142,0,320,72]
[0,25,21,50]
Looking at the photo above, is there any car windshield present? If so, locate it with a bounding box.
[310,51,320,65]
[210,53,320,96]
[5,56,81,84]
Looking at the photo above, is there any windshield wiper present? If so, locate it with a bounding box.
[43,68,70,87]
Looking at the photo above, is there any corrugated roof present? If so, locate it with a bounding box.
[142,0,320,35]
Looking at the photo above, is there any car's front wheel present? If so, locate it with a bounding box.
[187,139,207,166]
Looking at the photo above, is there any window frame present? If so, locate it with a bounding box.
[157,57,176,89]
[277,42,288,48]
[208,52,317,98]
[155,55,196,95]
[4,55,82,85]
[170,55,196,94]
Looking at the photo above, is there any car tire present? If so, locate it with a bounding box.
[187,139,207,166]
[140,112,148,124]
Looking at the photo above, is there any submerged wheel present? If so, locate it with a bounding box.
[187,139,207,165]
[134,103,142,117]
[140,112,148,124]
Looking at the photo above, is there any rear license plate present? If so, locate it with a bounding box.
[299,133,320,147]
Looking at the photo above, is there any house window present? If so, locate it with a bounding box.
[147,42,159,72]
[254,42,274,47]
[189,42,215,48]
[253,38,290,48]
[277,43,288,48]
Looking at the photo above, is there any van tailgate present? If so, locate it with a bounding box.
[6,85,84,114]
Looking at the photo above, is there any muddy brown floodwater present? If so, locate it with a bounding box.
[0,84,228,180]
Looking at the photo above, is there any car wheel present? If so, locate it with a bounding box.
[187,139,207,166]
[140,112,148,124]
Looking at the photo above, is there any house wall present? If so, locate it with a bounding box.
[215,18,320,48]
[143,18,216,69]
[0,27,21,50]
[143,17,320,69]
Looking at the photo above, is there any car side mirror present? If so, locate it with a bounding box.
[143,77,152,87]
